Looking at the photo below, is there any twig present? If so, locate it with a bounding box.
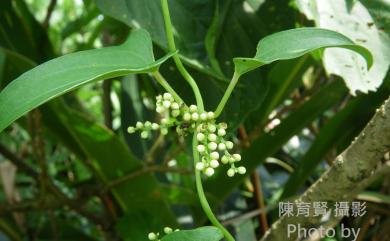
[0,143,38,179]
[145,134,164,163]
[42,0,57,28]
[252,172,269,233]
[102,165,191,193]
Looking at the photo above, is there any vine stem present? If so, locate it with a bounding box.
[152,71,185,104]
[215,71,241,117]
[160,0,204,111]
[193,134,236,241]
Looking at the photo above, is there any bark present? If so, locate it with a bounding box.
[261,96,390,241]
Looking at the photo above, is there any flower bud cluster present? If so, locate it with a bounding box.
[148,227,179,240]
[127,92,246,178]
[127,93,182,138]
[195,122,246,177]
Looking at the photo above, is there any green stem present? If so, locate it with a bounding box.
[152,71,185,104]
[192,134,235,241]
[215,71,241,117]
[160,0,204,111]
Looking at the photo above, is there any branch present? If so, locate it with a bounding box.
[0,143,38,179]
[102,165,191,193]
[261,96,390,241]
[42,0,57,28]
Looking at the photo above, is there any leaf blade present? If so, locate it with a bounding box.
[233,28,372,75]
[0,29,173,132]
[161,227,223,241]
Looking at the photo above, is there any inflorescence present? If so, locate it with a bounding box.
[148,227,178,240]
[127,92,246,177]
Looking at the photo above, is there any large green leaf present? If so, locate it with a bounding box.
[233,28,373,75]
[0,29,173,132]
[161,227,223,241]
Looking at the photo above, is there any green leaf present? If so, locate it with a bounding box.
[161,227,223,241]
[0,29,173,132]
[233,28,373,75]
[357,191,390,205]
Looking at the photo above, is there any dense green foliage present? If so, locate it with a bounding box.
[0,0,389,241]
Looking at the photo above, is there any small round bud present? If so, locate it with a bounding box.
[217,129,226,136]
[167,159,177,167]
[221,155,229,164]
[225,141,234,149]
[219,122,228,129]
[189,105,198,113]
[232,154,241,162]
[210,159,219,168]
[227,168,235,177]
[183,112,191,121]
[163,93,172,100]
[208,133,217,142]
[156,106,165,113]
[218,143,226,151]
[148,232,157,240]
[136,121,143,128]
[141,131,149,139]
[161,118,169,125]
[197,145,206,153]
[200,112,208,121]
[208,142,217,151]
[237,166,246,174]
[207,112,215,119]
[205,167,215,176]
[156,95,163,101]
[151,123,159,130]
[171,102,179,110]
[197,133,205,142]
[145,121,152,128]
[208,124,216,133]
[172,110,180,117]
[164,227,173,234]
[161,128,168,135]
[210,151,219,160]
[191,112,199,121]
[127,127,136,133]
[163,100,171,108]
[196,162,205,170]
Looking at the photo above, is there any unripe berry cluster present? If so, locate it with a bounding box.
[127,92,246,177]
[148,227,179,240]
[195,122,246,177]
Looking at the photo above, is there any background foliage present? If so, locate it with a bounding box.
[0,0,389,240]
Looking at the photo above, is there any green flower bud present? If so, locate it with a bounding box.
[152,123,159,130]
[218,143,226,151]
[221,155,229,164]
[127,126,136,133]
[136,121,143,128]
[237,166,246,174]
[183,112,191,121]
[227,168,235,177]
[196,162,205,170]
[210,159,219,168]
[141,131,149,139]
[163,93,172,100]
[161,128,168,135]
[217,128,226,136]
[145,121,152,128]
[197,145,206,153]
[208,124,216,133]
[164,227,173,234]
[207,112,215,119]
[171,102,180,110]
[210,151,219,160]
[197,133,205,142]
[191,112,199,121]
[200,112,208,121]
[208,142,217,151]
[148,232,157,240]
[189,105,198,113]
[163,100,171,108]
[205,167,215,176]
[172,110,180,117]
[232,153,241,162]
[225,141,234,149]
